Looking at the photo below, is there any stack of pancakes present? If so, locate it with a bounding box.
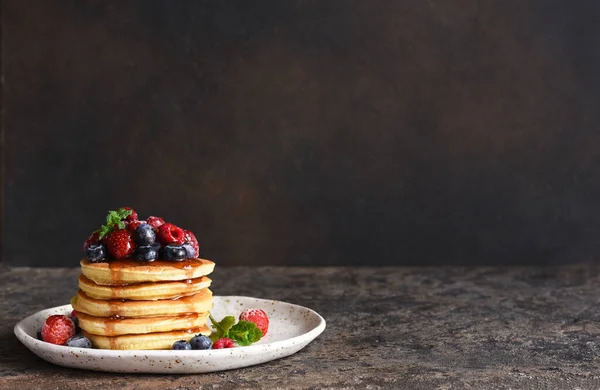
[70,258,215,350]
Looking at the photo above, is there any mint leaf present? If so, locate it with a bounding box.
[95,208,132,239]
[116,208,133,220]
[228,320,263,346]
[97,225,112,240]
[209,314,236,342]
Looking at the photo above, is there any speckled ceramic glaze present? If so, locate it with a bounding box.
[14,296,326,373]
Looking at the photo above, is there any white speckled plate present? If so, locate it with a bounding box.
[14,296,326,373]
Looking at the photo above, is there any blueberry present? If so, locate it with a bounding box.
[182,244,195,259]
[66,336,93,348]
[162,245,187,261]
[133,245,158,262]
[37,329,43,340]
[172,340,192,350]
[85,244,106,262]
[133,223,156,245]
[190,335,212,350]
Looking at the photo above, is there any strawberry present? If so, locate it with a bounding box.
[126,220,146,232]
[184,230,200,257]
[121,207,138,222]
[157,223,185,245]
[83,232,100,251]
[239,308,269,336]
[41,315,75,345]
[147,216,165,230]
[105,229,135,259]
[212,338,235,349]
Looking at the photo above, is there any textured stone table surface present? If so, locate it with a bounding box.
[3,264,600,389]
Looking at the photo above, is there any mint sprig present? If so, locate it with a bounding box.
[95,208,133,239]
[228,321,263,346]
[209,314,263,346]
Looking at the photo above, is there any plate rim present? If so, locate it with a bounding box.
[14,295,326,358]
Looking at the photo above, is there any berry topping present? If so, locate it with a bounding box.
[41,315,75,345]
[126,220,146,232]
[96,208,135,240]
[158,223,186,245]
[212,338,235,349]
[133,223,156,245]
[147,216,165,230]
[121,207,138,222]
[66,335,93,348]
[184,230,200,257]
[239,308,269,336]
[83,232,100,251]
[161,245,187,261]
[105,229,135,259]
[182,244,195,259]
[85,244,106,262]
[190,335,212,350]
[133,245,159,262]
[172,340,192,350]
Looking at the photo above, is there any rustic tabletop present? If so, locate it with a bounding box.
[2,263,600,389]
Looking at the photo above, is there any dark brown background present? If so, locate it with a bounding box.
[2,0,600,267]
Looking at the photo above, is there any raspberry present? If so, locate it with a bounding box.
[126,220,146,232]
[239,308,269,336]
[212,338,234,349]
[184,230,200,257]
[147,216,165,230]
[121,207,138,222]
[157,223,185,245]
[83,232,100,251]
[105,229,135,259]
[41,315,75,345]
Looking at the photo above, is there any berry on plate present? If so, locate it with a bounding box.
[158,223,186,245]
[172,340,192,350]
[212,338,235,349]
[70,310,80,331]
[41,315,75,345]
[105,229,135,259]
[190,335,212,350]
[66,335,93,348]
[239,308,269,336]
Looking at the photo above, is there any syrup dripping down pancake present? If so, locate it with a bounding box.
[80,258,215,285]
[76,311,209,336]
[78,274,212,300]
[82,325,211,350]
[71,288,213,318]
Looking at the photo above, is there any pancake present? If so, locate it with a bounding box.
[83,325,211,350]
[78,274,212,300]
[77,311,209,336]
[80,258,215,285]
[71,288,213,318]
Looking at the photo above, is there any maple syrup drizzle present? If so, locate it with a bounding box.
[86,258,209,349]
